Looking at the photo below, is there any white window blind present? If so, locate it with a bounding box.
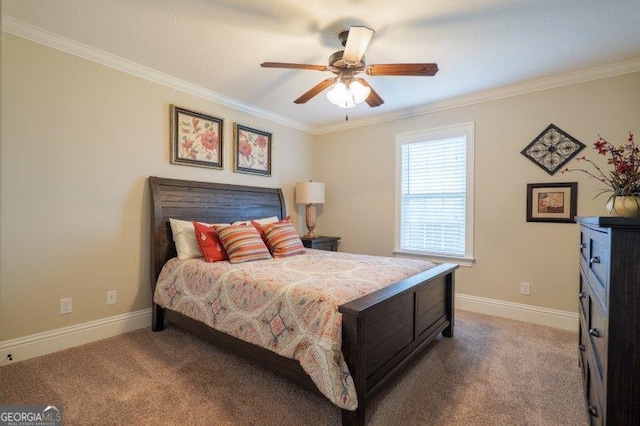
[395,122,474,264]
[401,136,466,255]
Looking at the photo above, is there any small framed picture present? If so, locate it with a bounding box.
[526,182,578,223]
[170,105,223,169]
[233,123,272,176]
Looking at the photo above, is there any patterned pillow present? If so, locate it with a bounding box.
[215,224,272,264]
[262,221,306,258]
[193,222,228,262]
[251,216,292,243]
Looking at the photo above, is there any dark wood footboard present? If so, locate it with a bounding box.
[339,263,457,425]
[152,263,456,426]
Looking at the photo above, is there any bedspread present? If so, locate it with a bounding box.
[154,249,435,410]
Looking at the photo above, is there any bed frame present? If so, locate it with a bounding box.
[149,176,458,425]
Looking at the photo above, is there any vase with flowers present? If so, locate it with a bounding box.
[562,132,640,216]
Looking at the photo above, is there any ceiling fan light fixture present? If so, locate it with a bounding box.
[326,82,352,108]
[326,81,371,109]
[262,25,436,108]
[350,80,371,104]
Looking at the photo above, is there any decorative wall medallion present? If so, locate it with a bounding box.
[521,124,585,175]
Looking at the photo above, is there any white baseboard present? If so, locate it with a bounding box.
[0,296,577,365]
[0,309,151,365]
[456,293,578,331]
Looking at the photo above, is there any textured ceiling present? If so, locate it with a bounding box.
[3,0,640,132]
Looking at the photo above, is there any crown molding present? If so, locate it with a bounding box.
[4,15,638,137]
[1,16,313,134]
[314,57,640,135]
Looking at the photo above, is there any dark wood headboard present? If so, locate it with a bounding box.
[148,176,286,288]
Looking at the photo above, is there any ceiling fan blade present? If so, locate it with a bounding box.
[366,63,439,76]
[294,78,337,104]
[343,26,375,63]
[357,79,384,107]
[261,62,330,71]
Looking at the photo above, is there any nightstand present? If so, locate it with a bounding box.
[301,236,340,252]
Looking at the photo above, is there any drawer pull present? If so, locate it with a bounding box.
[589,256,600,264]
[579,291,587,299]
[588,404,599,417]
[578,243,587,249]
[589,328,600,338]
[579,344,586,352]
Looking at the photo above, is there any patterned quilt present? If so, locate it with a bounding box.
[154,249,435,410]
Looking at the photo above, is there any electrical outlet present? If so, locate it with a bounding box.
[60,298,72,314]
[520,282,531,296]
[106,290,117,305]
[1,353,14,366]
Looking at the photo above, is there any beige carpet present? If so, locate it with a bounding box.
[0,310,586,425]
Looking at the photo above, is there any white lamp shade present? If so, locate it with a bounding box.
[296,182,325,204]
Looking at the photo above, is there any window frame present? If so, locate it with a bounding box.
[394,122,475,267]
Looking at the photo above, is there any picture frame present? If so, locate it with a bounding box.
[520,124,585,175]
[526,182,578,223]
[233,123,272,176]
[170,105,223,169]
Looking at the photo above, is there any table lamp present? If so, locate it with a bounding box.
[295,181,325,238]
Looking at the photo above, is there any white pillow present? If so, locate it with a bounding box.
[232,216,279,226]
[169,218,227,260]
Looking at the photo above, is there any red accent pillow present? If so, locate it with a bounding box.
[193,221,228,262]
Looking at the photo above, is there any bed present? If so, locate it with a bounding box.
[149,176,458,425]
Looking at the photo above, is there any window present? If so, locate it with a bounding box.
[395,122,474,266]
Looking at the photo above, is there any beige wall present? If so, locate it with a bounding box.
[313,72,640,313]
[0,34,315,340]
[2,31,638,343]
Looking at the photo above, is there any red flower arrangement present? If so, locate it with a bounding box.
[562,132,640,201]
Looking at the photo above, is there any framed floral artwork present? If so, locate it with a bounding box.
[233,123,272,176]
[170,105,223,169]
[521,124,585,175]
[526,182,577,223]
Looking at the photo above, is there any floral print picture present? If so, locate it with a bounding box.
[234,123,272,176]
[170,105,223,169]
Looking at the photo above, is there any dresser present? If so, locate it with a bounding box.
[300,236,340,252]
[576,217,640,425]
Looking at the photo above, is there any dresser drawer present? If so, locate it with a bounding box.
[580,226,610,309]
[579,269,589,321]
[578,320,588,394]
[586,360,604,426]
[588,296,607,382]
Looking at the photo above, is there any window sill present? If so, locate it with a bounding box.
[393,250,475,267]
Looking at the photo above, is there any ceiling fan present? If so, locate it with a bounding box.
[261,26,438,109]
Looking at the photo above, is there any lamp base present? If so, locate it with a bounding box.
[304,204,318,238]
